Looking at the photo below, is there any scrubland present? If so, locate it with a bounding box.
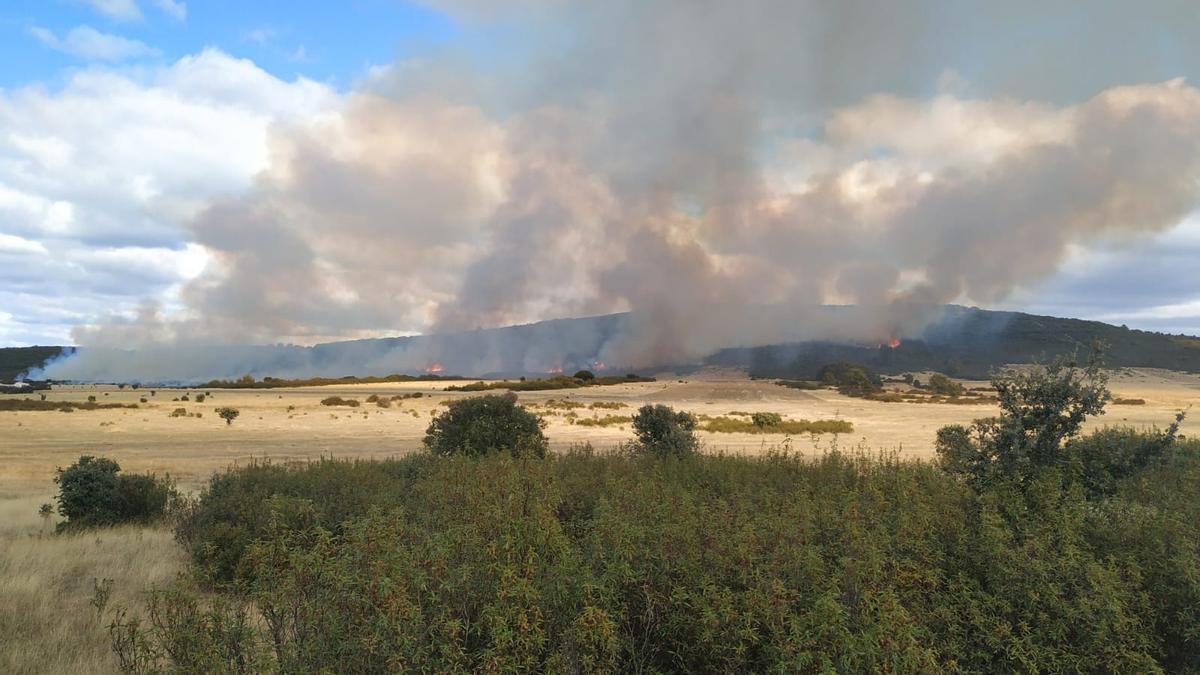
[0,366,1197,672]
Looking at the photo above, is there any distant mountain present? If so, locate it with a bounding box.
[0,346,70,382]
[6,306,1200,384]
[707,306,1200,379]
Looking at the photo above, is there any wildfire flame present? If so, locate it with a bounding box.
[424,362,444,374]
[546,366,564,374]
[884,338,901,349]
[592,361,606,371]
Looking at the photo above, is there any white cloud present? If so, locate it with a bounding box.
[0,49,339,344]
[82,0,143,21]
[0,234,48,255]
[30,25,158,61]
[152,0,186,21]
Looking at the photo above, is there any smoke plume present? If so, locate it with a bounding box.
[45,1,1200,382]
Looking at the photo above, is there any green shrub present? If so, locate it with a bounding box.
[817,362,881,397]
[936,355,1111,491]
[320,396,360,407]
[424,394,547,458]
[631,404,697,457]
[54,455,175,531]
[216,407,240,425]
[575,414,631,427]
[573,369,595,381]
[751,411,782,428]
[154,445,1200,672]
[700,415,852,435]
[926,373,966,397]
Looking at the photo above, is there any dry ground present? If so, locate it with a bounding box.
[0,366,1197,673]
[2,366,1196,493]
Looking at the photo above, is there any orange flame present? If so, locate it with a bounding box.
[424,362,444,374]
[546,366,564,374]
[885,338,901,349]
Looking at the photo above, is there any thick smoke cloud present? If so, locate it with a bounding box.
[45,1,1200,382]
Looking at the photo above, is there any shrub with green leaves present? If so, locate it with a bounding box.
[54,455,175,531]
[926,373,966,396]
[750,411,782,428]
[424,393,547,458]
[936,355,1115,491]
[817,361,881,396]
[153,441,1200,672]
[631,404,697,457]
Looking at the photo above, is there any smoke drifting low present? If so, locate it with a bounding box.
[46,1,1200,382]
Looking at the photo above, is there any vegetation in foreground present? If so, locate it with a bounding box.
[35,354,1199,672]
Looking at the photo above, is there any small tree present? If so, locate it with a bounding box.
[936,354,1109,491]
[817,362,880,397]
[927,373,965,397]
[55,456,122,528]
[424,394,547,458]
[573,370,595,382]
[631,404,698,458]
[216,407,240,426]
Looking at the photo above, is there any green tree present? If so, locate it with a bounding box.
[424,394,547,458]
[817,362,880,397]
[216,407,240,426]
[55,455,122,528]
[631,404,698,458]
[926,373,965,396]
[573,369,595,381]
[936,355,1109,491]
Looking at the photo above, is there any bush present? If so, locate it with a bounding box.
[631,404,697,457]
[936,355,1111,491]
[817,362,880,397]
[573,369,595,381]
[700,415,852,435]
[320,397,360,407]
[216,407,240,425]
[926,373,966,397]
[424,394,547,458]
[54,455,175,531]
[153,444,1200,672]
[750,411,782,428]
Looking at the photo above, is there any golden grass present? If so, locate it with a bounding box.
[574,414,632,427]
[0,493,187,674]
[699,416,853,435]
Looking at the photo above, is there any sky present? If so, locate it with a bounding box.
[3,0,1200,351]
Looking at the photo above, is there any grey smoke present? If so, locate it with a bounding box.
[45,1,1200,381]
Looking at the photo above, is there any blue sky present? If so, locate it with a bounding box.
[3,1,1200,353]
[0,1,456,89]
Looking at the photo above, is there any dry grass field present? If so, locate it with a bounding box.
[1,367,1196,673]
